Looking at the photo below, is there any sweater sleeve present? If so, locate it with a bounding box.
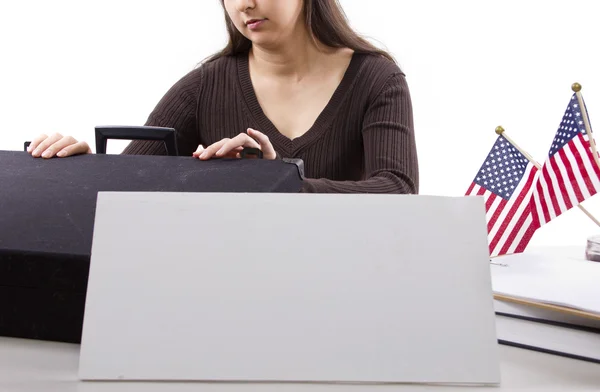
[121,68,202,156]
[301,72,419,194]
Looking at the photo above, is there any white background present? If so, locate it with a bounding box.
[1,0,599,247]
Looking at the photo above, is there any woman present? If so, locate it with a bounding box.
[27,0,418,194]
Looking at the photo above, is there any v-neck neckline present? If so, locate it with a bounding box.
[236,50,363,156]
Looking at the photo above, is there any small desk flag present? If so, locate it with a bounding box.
[466,135,539,257]
[531,93,600,228]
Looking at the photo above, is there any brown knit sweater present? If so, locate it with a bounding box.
[122,51,418,194]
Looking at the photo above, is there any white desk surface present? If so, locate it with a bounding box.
[1,337,599,392]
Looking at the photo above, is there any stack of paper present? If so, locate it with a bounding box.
[491,251,600,316]
[490,250,600,363]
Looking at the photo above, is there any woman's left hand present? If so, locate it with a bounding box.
[193,128,277,160]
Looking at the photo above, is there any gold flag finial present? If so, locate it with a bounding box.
[495,126,505,135]
[572,83,582,92]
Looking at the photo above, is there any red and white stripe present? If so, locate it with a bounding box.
[532,133,600,227]
[466,162,539,257]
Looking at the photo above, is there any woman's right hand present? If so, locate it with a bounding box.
[27,133,92,158]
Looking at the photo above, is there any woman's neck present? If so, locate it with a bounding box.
[249,27,331,82]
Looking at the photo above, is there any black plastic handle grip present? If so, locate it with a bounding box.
[95,126,178,156]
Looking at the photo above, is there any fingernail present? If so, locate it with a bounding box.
[57,151,66,157]
[193,145,205,157]
[216,148,223,156]
[42,150,52,158]
[27,146,31,152]
[199,151,207,159]
[33,149,40,156]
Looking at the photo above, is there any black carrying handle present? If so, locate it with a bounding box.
[95,126,178,156]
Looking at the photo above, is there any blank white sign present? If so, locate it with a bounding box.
[79,192,500,384]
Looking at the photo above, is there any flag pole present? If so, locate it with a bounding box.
[572,83,600,171]
[495,126,600,228]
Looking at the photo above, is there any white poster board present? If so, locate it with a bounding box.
[79,192,500,385]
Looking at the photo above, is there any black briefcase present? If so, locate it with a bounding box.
[0,148,303,343]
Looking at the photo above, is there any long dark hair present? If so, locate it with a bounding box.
[204,0,395,63]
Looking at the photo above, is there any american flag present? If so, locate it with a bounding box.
[466,135,540,257]
[531,94,600,228]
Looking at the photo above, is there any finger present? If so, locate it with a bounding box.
[219,146,244,159]
[27,133,48,152]
[247,128,277,159]
[27,134,49,153]
[31,133,63,158]
[192,144,205,157]
[41,136,78,158]
[215,134,260,157]
[56,141,91,158]
[198,139,230,160]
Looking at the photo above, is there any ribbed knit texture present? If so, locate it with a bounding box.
[122,51,419,193]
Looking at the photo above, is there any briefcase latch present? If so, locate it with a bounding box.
[240,147,263,159]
